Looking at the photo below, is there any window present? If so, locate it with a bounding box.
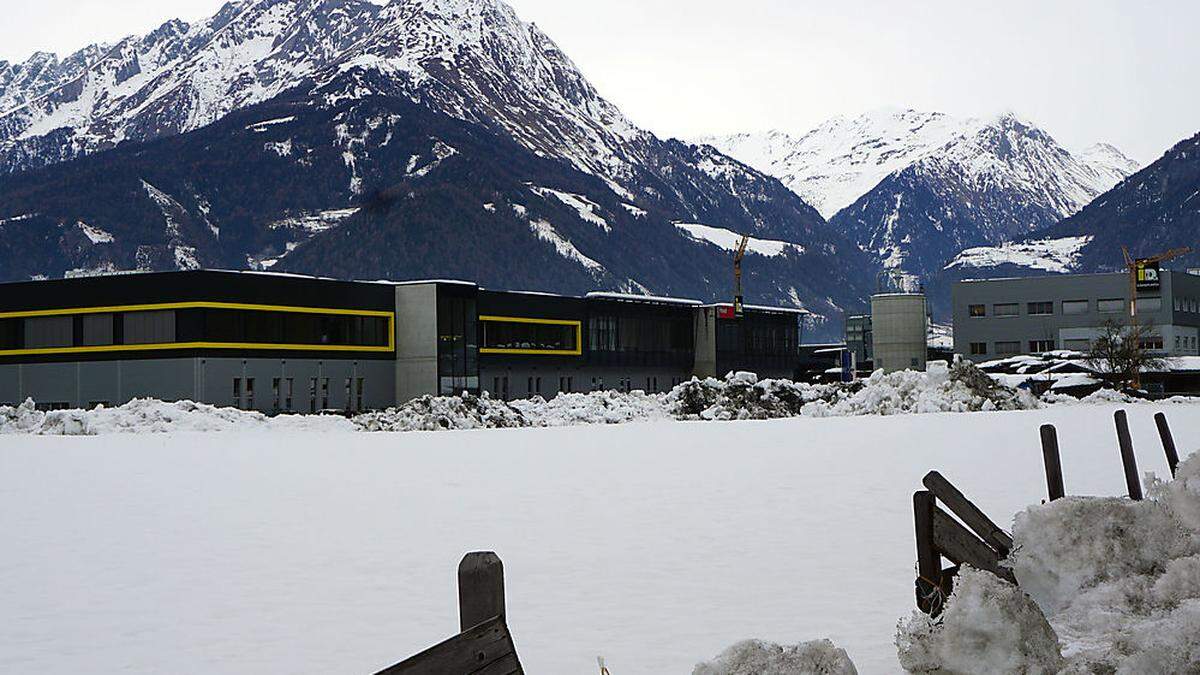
[80,313,114,345]
[1029,340,1055,353]
[24,316,73,348]
[245,378,255,409]
[993,303,1019,317]
[527,376,534,395]
[969,342,987,355]
[1027,302,1053,316]
[566,376,572,392]
[1138,297,1162,312]
[285,378,294,411]
[123,310,175,344]
[535,377,542,395]
[0,318,21,349]
[1139,336,1165,351]
[437,294,478,396]
[233,378,242,407]
[1098,298,1126,313]
[589,315,618,351]
[356,378,364,411]
[1063,339,1091,352]
[995,341,1020,355]
[481,317,579,354]
[321,378,329,409]
[309,377,317,413]
[273,378,281,411]
[1063,300,1088,315]
[345,378,353,411]
[968,304,986,317]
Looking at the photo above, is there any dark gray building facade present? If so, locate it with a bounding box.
[1,271,806,411]
[952,270,1200,361]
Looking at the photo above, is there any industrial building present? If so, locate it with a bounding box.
[952,270,1200,361]
[0,271,805,412]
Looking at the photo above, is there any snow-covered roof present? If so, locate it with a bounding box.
[585,292,702,306]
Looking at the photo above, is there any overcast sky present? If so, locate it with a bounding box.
[3,0,1196,162]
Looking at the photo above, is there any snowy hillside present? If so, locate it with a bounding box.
[944,235,1093,274]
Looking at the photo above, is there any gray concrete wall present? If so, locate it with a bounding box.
[692,307,717,378]
[0,357,394,411]
[871,293,927,373]
[952,271,1200,361]
[394,284,439,403]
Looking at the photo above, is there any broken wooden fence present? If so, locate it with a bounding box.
[375,552,524,675]
[915,409,1187,615]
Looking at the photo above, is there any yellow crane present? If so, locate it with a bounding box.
[1121,245,1192,387]
[733,233,749,317]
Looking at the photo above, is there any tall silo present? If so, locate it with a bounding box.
[870,292,927,373]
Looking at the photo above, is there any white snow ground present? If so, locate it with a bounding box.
[1,402,1197,674]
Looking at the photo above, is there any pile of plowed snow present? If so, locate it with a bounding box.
[0,361,1074,435]
[0,398,354,435]
[896,453,1200,673]
[669,360,1036,420]
[693,638,859,674]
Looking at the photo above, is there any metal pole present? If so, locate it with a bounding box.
[1040,424,1065,501]
[1154,412,1181,477]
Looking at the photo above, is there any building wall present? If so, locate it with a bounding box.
[0,357,394,411]
[393,283,439,403]
[480,364,688,400]
[952,271,1200,361]
[871,294,927,373]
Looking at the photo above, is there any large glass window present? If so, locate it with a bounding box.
[123,310,176,344]
[993,303,1019,317]
[438,295,479,395]
[0,318,23,349]
[80,313,114,346]
[1138,297,1163,312]
[1027,301,1053,315]
[481,318,578,353]
[1098,298,1126,313]
[24,316,73,348]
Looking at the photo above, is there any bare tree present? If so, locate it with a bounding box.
[1086,319,1166,389]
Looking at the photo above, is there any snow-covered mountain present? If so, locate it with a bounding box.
[0,0,874,336]
[702,109,1140,299]
[696,110,969,219]
[699,109,1139,223]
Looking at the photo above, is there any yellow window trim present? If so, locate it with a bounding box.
[478,315,582,356]
[0,301,393,319]
[0,302,395,356]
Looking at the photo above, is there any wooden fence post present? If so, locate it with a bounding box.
[459,552,506,632]
[1040,424,1065,501]
[913,491,945,614]
[1154,412,1180,478]
[1114,410,1143,500]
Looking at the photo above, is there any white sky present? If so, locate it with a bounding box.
[3,0,1197,162]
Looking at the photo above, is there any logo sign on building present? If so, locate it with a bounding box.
[716,305,736,320]
[1136,262,1161,291]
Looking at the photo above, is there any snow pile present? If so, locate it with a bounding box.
[0,398,353,435]
[510,389,668,426]
[352,391,529,432]
[352,389,668,432]
[670,361,1035,421]
[694,638,858,675]
[895,566,1064,674]
[898,453,1200,673]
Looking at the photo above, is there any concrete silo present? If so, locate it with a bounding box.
[870,292,927,373]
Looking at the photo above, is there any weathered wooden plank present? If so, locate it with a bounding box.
[460,552,506,633]
[931,507,1016,584]
[913,490,947,615]
[472,652,523,675]
[374,615,520,675]
[922,471,1013,554]
[1114,410,1143,500]
[1155,412,1180,478]
[1040,424,1065,501]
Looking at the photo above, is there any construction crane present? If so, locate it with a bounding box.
[733,233,749,317]
[1121,245,1192,387]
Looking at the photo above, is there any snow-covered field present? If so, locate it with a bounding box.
[2,401,1196,674]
